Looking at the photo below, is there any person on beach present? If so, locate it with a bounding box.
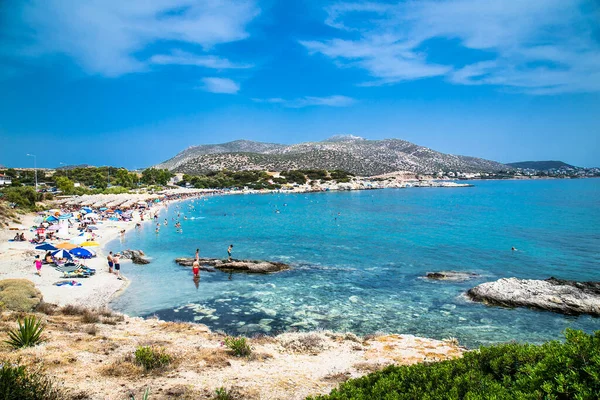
[113,254,121,279]
[107,251,114,274]
[34,255,42,276]
[227,244,233,261]
[195,248,200,261]
[192,258,200,278]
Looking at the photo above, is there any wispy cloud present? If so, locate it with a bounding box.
[150,50,252,70]
[201,77,240,94]
[253,95,356,108]
[302,0,600,94]
[1,0,259,77]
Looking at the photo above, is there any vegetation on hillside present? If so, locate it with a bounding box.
[178,169,353,189]
[310,329,600,400]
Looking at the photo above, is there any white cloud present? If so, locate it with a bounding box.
[303,0,600,94]
[201,77,240,94]
[2,0,259,77]
[253,95,356,108]
[150,50,252,69]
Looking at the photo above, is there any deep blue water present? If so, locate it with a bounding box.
[109,179,600,347]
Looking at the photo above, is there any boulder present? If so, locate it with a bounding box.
[175,257,289,273]
[467,277,600,316]
[426,271,479,281]
[120,250,150,264]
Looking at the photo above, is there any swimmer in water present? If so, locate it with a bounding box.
[512,247,517,251]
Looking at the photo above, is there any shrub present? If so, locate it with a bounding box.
[0,363,64,400]
[223,336,252,357]
[0,279,43,312]
[81,310,100,323]
[60,304,86,315]
[309,329,600,400]
[5,315,45,349]
[214,386,234,400]
[134,346,172,370]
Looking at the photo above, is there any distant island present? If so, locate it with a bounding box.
[506,161,575,170]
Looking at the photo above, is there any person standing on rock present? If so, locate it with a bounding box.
[227,244,233,261]
[195,248,200,261]
[107,251,114,274]
[192,258,200,278]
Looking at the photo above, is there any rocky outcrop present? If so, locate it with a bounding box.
[175,257,289,273]
[467,277,600,316]
[426,271,479,281]
[120,250,150,265]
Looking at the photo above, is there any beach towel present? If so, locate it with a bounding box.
[54,280,82,286]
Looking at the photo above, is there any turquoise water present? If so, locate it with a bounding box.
[110,179,600,347]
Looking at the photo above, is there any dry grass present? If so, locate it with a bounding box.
[352,361,386,373]
[278,333,329,354]
[36,302,58,315]
[60,304,86,316]
[322,371,352,383]
[99,359,143,377]
[84,324,97,336]
[191,347,232,369]
[81,310,100,324]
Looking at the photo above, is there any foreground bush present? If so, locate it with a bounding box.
[0,279,43,312]
[5,316,45,349]
[223,336,252,357]
[310,329,600,400]
[0,363,64,400]
[134,346,172,370]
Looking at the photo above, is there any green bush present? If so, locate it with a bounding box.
[309,329,600,400]
[223,336,252,357]
[0,363,64,400]
[5,316,45,349]
[134,346,172,370]
[214,387,234,400]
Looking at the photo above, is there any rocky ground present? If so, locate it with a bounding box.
[0,300,464,400]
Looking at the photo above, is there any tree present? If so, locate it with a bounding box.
[55,176,75,194]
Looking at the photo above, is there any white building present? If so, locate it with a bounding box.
[0,174,12,185]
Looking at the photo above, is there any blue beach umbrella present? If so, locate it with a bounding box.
[81,207,93,213]
[35,243,57,251]
[45,216,58,222]
[51,249,73,260]
[69,247,93,259]
[99,207,108,211]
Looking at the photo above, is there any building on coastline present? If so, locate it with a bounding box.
[0,174,12,185]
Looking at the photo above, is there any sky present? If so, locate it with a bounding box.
[0,0,599,169]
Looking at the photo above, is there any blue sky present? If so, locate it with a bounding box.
[1,0,599,168]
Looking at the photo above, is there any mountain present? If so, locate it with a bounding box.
[506,161,575,170]
[155,136,510,176]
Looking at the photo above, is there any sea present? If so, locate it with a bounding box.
[109,179,600,348]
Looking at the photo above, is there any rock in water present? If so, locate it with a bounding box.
[121,250,150,264]
[467,277,600,316]
[175,257,289,273]
[426,271,479,281]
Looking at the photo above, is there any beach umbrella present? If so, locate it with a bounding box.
[80,241,100,247]
[56,242,77,250]
[69,236,87,245]
[82,207,93,213]
[69,247,93,258]
[84,212,98,219]
[87,225,98,230]
[59,213,73,219]
[33,216,44,224]
[99,207,108,211]
[35,243,57,251]
[45,216,58,222]
[51,249,73,260]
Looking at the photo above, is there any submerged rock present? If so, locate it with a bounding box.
[467,277,600,316]
[175,257,289,273]
[426,271,479,281]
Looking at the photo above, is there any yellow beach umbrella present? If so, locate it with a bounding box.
[80,241,100,247]
[56,242,77,250]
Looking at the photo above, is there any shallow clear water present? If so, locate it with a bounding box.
[110,179,600,348]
